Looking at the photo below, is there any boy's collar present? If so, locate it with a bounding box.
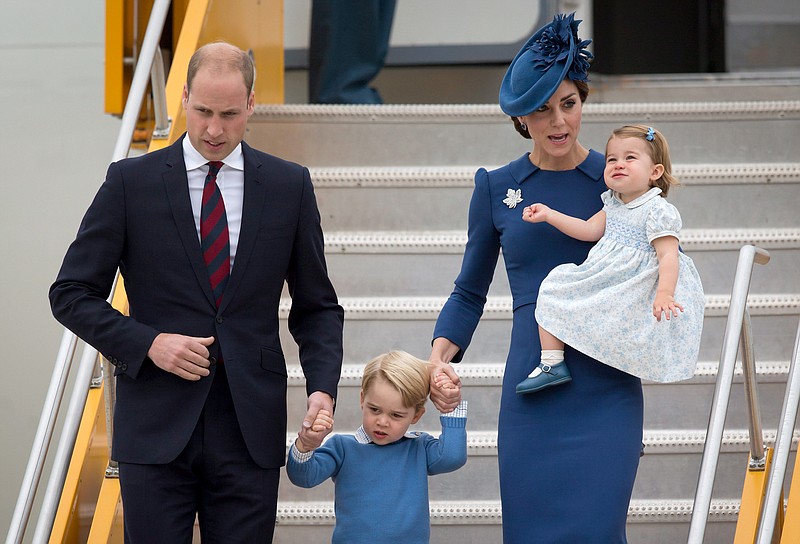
[355,426,420,444]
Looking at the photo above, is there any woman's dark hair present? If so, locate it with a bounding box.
[511,79,590,139]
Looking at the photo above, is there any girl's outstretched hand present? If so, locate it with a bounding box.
[522,203,551,224]
[653,293,684,321]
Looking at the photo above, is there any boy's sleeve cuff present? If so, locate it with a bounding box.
[441,399,468,419]
[290,442,314,463]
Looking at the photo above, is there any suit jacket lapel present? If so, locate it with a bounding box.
[163,137,217,309]
[219,141,267,313]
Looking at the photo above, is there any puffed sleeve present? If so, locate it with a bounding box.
[646,198,682,243]
[600,189,615,209]
[432,168,501,362]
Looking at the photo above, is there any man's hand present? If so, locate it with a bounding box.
[147,333,214,380]
[301,391,335,442]
[295,409,334,453]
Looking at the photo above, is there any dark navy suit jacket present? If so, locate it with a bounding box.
[50,135,344,469]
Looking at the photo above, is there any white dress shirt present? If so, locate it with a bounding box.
[183,137,244,272]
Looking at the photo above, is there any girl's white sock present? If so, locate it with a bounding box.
[527,350,565,378]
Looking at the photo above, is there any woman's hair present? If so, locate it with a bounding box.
[607,124,680,196]
[361,351,430,412]
[511,79,590,139]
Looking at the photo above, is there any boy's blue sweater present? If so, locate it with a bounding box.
[286,404,467,544]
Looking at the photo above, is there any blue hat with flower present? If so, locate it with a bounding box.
[499,13,593,117]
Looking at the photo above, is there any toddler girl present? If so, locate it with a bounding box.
[517,124,705,394]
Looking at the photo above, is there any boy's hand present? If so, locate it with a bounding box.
[434,369,459,390]
[296,409,333,453]
[430,364,462,413]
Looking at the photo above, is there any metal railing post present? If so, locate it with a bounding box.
[742,310,767,470]
[756,320,800,543]
[150,45,171,140]
[31,346,101,543]
[688,245,770,543]
[102,357,119,477]
[5,332,78,544]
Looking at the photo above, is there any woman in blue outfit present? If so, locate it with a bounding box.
[428,14,643,543]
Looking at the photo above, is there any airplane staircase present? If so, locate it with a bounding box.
[6,1,800,543]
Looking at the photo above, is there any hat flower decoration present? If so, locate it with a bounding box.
[499,13,593,117]
[531,13,593,82]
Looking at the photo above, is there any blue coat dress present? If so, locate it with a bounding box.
[433,151,643,543]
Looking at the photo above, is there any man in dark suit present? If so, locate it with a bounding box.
[49,42,344,542]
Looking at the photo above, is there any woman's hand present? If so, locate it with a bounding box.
[429,362,462,413]
[429,338,463,412]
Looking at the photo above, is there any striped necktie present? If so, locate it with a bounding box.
[200,161,229,307]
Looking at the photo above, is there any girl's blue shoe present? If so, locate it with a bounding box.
[515,362,572,394]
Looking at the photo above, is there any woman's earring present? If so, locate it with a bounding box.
[520,122,527,131]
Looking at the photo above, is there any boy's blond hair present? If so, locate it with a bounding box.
[361,351,430,412]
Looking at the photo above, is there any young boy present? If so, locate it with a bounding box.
[287,350,468,543]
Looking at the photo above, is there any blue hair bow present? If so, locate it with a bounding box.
[646,127,656,141]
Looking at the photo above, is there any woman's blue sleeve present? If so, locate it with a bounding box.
[432,168,501,362]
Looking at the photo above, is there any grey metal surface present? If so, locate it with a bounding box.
[249,102,800,167]
[311,181,800,231]
[277,301,799,367]
[317,240,799,297]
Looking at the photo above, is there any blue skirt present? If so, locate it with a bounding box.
[498,303,643,543]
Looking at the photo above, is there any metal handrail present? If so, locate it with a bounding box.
[688,244,771,543]
[4,1,172,542]
[31,347,103,542]
[756,320,800,543]
[5,332,77,544]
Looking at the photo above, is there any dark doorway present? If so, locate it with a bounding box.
[591,0,725,74]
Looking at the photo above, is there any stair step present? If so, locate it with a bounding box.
[284,360,793,434]
[277,428,796,502]
[309,163,800,187]
[308,163,800,230]
[282,427,798,457]
[281,294,800,320]
[272,499,742,543]
[250,101,800,166]
[278,295,800,366]
[322,228,800,253]
[318,229,799,296]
